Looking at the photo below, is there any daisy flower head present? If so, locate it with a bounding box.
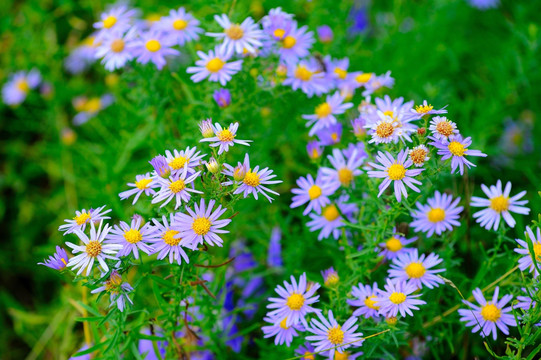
[200,122,251,155]
[320,148,363,189]
[295,343,317,360]
[152,7,202,46]
[307,141,323,160]
[471,180,530,231]
[164,146,206,176]
[105,217,156,259]
[291,173,336,215]
[213,88,231,108]
[207,14,264,56]
[262,314,304,347]
[302,92,353,136]
[317,25,334,43]
[91,270,134,312]
[38,246,69,270]
[324,56,349,84]
[221,157,248,186]
[367,149,424,202]
[514,226,541,278]
[187,46,243,85]
[261,7,294,35]
[307,195,358,240]
[152,168,203,209]
[321,267,339,287]
[59,205,112,235]
[429,134,486,175]
[267,272,321,327]
[131,30,180,70]
[408,100,447,120]
[362,71,395,96]
[95,27,137,71]
[65,220,122,276]
[429,116,459,141]
[347,282,381,319]
[282,58,329,98]
[174,198,231,250]
[378,228,417,260]
[306,310,364,360]
[148,214,190,265]
[365,113,397,144]
[317,123,343,146]
[408,145,430,167]
[232,153,282,202]
[376,279,426,318]
[93,4,138,39]
[388,250,446,289]
[410,191,463,237]
[119,172,159,205]
[458,287,516,340]
[276,23,315,63]
[2,69,41,106]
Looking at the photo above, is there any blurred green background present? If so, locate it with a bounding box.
[1,0,540,358]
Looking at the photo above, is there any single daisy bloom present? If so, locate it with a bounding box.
[376,279,426,318]
[187,47,243,86]
[119,172,159,205]
[429,116,459,141]
[307,141,323,160]
[320,148,363,189]
[58,205,112,235]
[306,310,364,360]
[131,30,180,70]
[2,69,41,106]
[232,154,282,202]
[307,195,358,240]
[323,56,350,86]
[295,343,317,360]
[471,180,530,231]
[365,113,397,144]
[95,27,137,71]
[276,23,315,63]
[164,146,206,176]
[408,145,430,167]
[362,71,395,96]
[317,123,343,146]
[291,173,336,215]
[152,169,202,209]
[93,5,138,39]
[106,217,156,259]
[410,191,463,237]
[148,214,190,265]
[91,270,134,312]
[267,273,321,327]
[65,220,122,276]
[38,246,69,270]
[213,88,231,108]
[408,100,447,120]
[174,199,232,250]
[199,122,251,155]
[429,134,487,175]
[282,59,329,98]
[458,287,516,340]
[377,228,417,260]
[514,226,541,278]
[262,314,304,347]
[388,250,446,289]
[321,267,339,287]
[348,282,381,319]
[153,7,202,46]
[367,149,424,202]
[302,92,353,136]
[207,14,264,56]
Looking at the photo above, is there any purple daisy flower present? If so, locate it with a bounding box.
[72,94,114,126]
[105,217,156,259]
[38,246,69,270]
[148,214,190,265]
[149,154,171,178]
[410,191,463,236]
[307,195,358,240]
[514,226,541,278]
[295,342,317,360]
[174,199,232,250]
[471,180,530,231]
[376,279,426,318]
[282,59,329,98]
[429,134,487,175]
[276,23,314,63]
[362,71,395,96]
[317,25,334,43]
[458,287,516,340]
[429,116,459,141]
[64,37,99,75]
[320,148,364,189]
[91,270,134,312]
[231,153,282,202]
[306,310,364,360]
[307,141,323,160]
[95,27,137,71]
[388,250,446,289]
[321,267,339,287]
[324,56,350,85]
[58,205,112,235]
[213,88,231,107]
[291,173,336,215]
[267,273,321,327]
[164,146,206,176]
[187,46,243,85]
[317,123,343,146]
[468,0,500,10]
[131,30,180,70]
[2,69,41,106]
[302,92,353,136]
[119,172,159,205]
[199,122,251,155]
[262,314,304,347]
[348,282,381,319]
[152,168,202,209]
[268,227,283,267]
[367,149,424,202]
[408,100,448,120]
[377,227,417,260]
[207,14,264,56]
[93,4,138,40]
[152,7,203,46]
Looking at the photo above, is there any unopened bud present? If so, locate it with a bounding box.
[205,157,219,174]
[417,127,426,136]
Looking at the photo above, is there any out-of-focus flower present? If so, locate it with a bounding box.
[321,267,339,286]
[213,88,231,107]
[95,27,138,71]
[131,30,180,70]
[207,14,264,56]
[282,59,329,98]
[268,227,283,267]
[72,94,114,126]
[38,246,69,270]
[91,270,134,312]
[2,69,41,106]
[153,7,203,46]
[59,205,112,235]
[307,141,323,160]
[317,25,333,43]
[302,92,353,136]
[467,0,500,10]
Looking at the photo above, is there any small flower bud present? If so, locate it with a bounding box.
[205,157,219,174]
[417,127,426,136]
[149,155,170,178]
[199,119,214,138]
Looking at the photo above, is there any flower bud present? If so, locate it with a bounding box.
[205,157,219,174]
[149,155,170,178]
[199,119,214,138]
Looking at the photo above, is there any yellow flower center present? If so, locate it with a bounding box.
[162,229,181,246]
[427,207,445,223]
[124,229,142,244]
[436,121,454,137]
[145,39,161,52]
[103,16,117,29]
[169,179,186,193]
[110,39,125,53]
[135,178,152,190]
[73,212,91,226]
[243,172,260,187]
[311,148,321,159]
[331,133,339,142]
[416,104,433,114]
[355,73,372,83]
[303,352,315,360]
[206,58,225,73]
[325,273,339,286]
[480,304,501,322]
[364,295,379,310]
[286,293,305,310]
[217,129,235,142]
[490,195,509,213]
[375,122,395,139]
[308,185,322,200]
[315,102,332,118]
[327,327,344,345]
[323,205,340,221]
[192,217,211,235]
[225,24,244,40]
[273,28,286,39]
[334,67,348,79]
[16,79,29,92]
[448,141,465,157]
[386,317,398,325]
[169,156,188,170]
[386,237,403,252]
[405,262,426,279]
[84,98,101,113]
[387,164,406,181]
[389,292,406,304]
[383,110,394,118]
[533,243,541,261]
[334,352,350,360]
[86,240,102,257]
[410,148,428,166]
[173,19,188,30]
[338,168,354,186]
[282,35,297,48]
[295,66,312,81]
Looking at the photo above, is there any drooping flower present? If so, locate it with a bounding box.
[291,173,336,215]
[152,7,203,46]
[199,122,251,155]
[187,46,243,85]
[207,14,264,56]
[38,246,69,270]
[388,250,446,289]
[302,92,353,136]
[307,195,358,240]
[348,282,381,319]
[429,116,459,141]
[429,134,486,175]
[91,270,134,312]
[152,169,202,209]
[376,279,426,318]
[410,191,463,237]
[471,180,530,231]
[106,217,156,259]
[131,30,180,70]
[119,173,159,205]
[514,226,541,278]
[213,88,231,107]
[321,267,339,286]
[320,148,363,189]
[148,214,190,265]
[2,69,41,106]
[377,228,417,260]
[262,314,304,347]
[59,205,112,235]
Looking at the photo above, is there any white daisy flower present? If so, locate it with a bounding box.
[152,168,202,209]
[186,46,243,85]
[206,14,264,56]
[199,122,251,155]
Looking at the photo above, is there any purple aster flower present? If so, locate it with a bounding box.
[213,88,231,107]
[324,56,350,85]
[348,282,381,319]
[2,69,41,106]
[317,123,343,146]
[268,227,283,267]
[64,37,99,75]
[164,146,206,176]
[306,310,364,360]
[367,149,424,202]
[261,7,294,35]
[429,134,487,175]
[59,205,112,235]
[514,226,541,278]
[72,94,114,126]
[91,270,133,312]
[408,100,448,120]
[307,140,323,160]
[267,273,321,327]
[276,23,315,63]
[362,71,395,96]
[283,59,329,98]
[95,27,137,71]
[307,195,358,240]
[468,0,500,10]
[174,199,232,250]
[152,7,203,46]
[131,30,180,70]
[376,279,426,318]
[351,117,367,139]
[302,92,353,136]
[291,173,336,215]
[295,343,317,360]
[320,148,364,189]
[199,122,251,154]
[187,46,243,85]
[429,116,459,141]
[317,25,333,43]
[410,191,463,237]
[106,217,156,259]
[148,214,190,265]
[38,246,69,270]
[229,153,282,202]
[471,180,530,231]
[262,314,304,346]
[149,155,171,178]
[349,4,369,34]
[93,5,138,39]
[152,169,202,209]
[119,172,159,205]
[388,250,446,289]
[458,287,516,340]
[321,267,339,287]
[373,95,414,117]
[207,14,264,56]
[377,227,417,260]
